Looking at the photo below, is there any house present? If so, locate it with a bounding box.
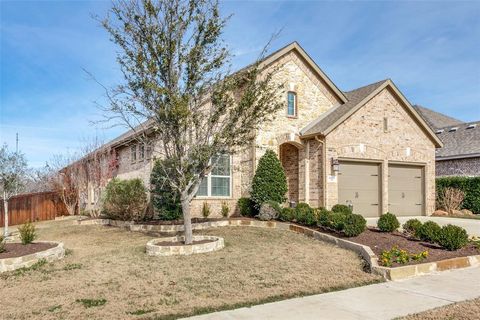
[86,42,442,218]
[414,105,480,177]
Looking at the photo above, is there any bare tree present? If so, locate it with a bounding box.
[0,144,28,237]
[437,187,465,214]
[98,0,283,244]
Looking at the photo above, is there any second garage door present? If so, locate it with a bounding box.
[338,161,380,217]
[388,164,424,216]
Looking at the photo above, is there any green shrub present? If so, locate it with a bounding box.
[18,222,37,245]
[279,207,295,222]
[415,221,442,243]
[202,202,211,218]
[331,204,353,215]
[0,235,5,253]
[250,150,288,209]
[221,202,230,218]
[343,214,366,237]
[331,211,350,231]
[150,160,182,220]
[403,219,423,235]
[102,178,149,221]
[237,197,256,217]
[437,225,469,251]
[377,212,400,232]
[294,203,316,226]
[436,176,480,213]
[317,208,333,228]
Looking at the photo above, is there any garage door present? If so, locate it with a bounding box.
[388,165,424,216]
[338,162,380,217]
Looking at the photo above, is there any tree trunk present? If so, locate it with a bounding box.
[181,196,193,245]
[3,191,8,238]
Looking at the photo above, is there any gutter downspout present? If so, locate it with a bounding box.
[314,135,327,208]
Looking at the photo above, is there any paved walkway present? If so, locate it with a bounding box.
[184,266,480,320]
[366,216,480,237]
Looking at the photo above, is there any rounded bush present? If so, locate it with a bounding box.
[377,212,400,232]
[250,150,288,210]
[237,197,257,217]
[437,225,469,251]
[331,204,353,215]
[403,219,423,235]
[331,211,350,231]
[343,214,367,237]
[102,178,149,221]
[415,221,442,243]
[279,207,295,222]
[317,209,333,228]
[294,203,316,226]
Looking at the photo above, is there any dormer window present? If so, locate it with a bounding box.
[287,92,297,117]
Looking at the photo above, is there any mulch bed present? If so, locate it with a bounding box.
[141,216,251,225]
[310,225,480,267]
[155,239,215,246]
[0,242,56,259]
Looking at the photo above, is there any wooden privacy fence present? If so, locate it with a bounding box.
[0,191,69,228]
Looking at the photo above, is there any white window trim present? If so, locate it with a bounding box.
[196,155,233,199]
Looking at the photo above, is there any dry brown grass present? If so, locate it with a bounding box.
[0,220,381,319]
[401,298,480,320]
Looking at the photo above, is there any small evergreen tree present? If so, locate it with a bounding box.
[150,159,182,220]
[250,149,287,209]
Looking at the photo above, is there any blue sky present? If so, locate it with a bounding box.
[1,0,479,167]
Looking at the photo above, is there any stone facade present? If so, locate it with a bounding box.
[436,157,480,177]
[325,87,437,214]
[91,45,438,218]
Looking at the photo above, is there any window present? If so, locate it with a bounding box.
[130,145,137,163]
[139,144,145,160]
[287,91,297,117]
[146,142,153,159]
[196,154,231,197]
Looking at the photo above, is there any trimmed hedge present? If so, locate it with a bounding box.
[294,203,316,226]
[331,204,353,215]
[343,214,367,237]
[250,150,288,210]
[437,224,469,251]
[436,177,480,213]
[403,219,423,235]
[415,221,442,243]
[377,212,400,232]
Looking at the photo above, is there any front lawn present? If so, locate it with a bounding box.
[0,220,381,319]
[400,298,480,320]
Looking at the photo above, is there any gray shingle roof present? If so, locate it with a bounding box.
[413,105,462,130]
[301,79,388,136]
[435,121,480,159]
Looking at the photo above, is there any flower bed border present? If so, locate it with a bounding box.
[74,218,480,280]
[146,235,224,256]
[0,241,65,273]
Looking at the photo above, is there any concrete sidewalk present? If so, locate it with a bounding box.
[366,216,480,237]
[184,266,480,320]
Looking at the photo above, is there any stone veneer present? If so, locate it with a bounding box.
[325,87,437,214]
[0,241,65,273]
[146,235,224,256]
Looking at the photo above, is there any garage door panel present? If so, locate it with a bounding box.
[338,162,380,218]
[388,165,424,216]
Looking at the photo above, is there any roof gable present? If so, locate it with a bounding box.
[435,121,480,159]
[301,79,443,148]
[260,42,348,104]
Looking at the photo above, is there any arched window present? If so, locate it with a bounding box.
[287,91,297,117]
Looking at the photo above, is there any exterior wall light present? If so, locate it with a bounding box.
[332,158,340,173]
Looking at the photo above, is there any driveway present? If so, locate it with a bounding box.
[184,266,480,320]
[366,216,480,237]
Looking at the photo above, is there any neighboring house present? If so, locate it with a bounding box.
[85,42,443,218]
[414,105,480,177]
